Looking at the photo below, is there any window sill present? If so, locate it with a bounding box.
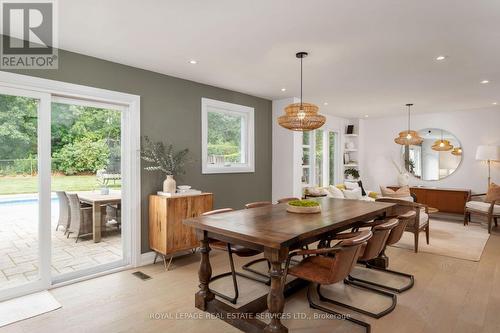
[202,165,255,174]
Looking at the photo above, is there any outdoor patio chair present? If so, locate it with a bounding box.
[55,191,70,232]
[66,193,93,243]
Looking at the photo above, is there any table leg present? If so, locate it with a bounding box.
[93,202,102,243]
[264,247,289,333]
[195,231,214,310]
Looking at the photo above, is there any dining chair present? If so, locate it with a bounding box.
[348,210,416,293]
[277,197,300,204]
[241,201,274,283]
[284,230,373,332]
[244,201,273,209]
[320,218,398,319]
[376,197,429,252]
[66,193,93,242]
[55,191,70,232]
[202,208,268,304]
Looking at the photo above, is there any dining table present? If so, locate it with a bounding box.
[183,197,395,333]
[77,191,121,243]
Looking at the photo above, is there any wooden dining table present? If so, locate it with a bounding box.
[77,191,121,243]
[183,197,395,333]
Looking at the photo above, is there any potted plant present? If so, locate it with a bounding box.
[344,168,360,180]
[286,199,321,214]
[96,176,109,195]
[140,136,190,194]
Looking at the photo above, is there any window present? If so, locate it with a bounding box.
[201,98,254,173]
[302,129,338,187]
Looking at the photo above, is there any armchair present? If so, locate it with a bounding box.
[464,192,500,233]
[376,197,429,252]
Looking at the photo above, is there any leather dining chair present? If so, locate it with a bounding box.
[202,208,267,304]
[348,209,417,293]
[284,230,373,332]
[240,201,274,283]
[276,197,300,204]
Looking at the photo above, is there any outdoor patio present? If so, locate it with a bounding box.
[0,194,122,291]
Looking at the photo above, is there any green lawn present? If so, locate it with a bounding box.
[0,175,121,195]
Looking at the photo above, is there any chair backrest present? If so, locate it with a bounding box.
[326,230,372,284]
[202,208,234,216]
[67,193,82,234]
[358,218,399,261]
[245,201,273,209]
[56,191,70,229]
[386,210,415,246]
[277,197,300,204]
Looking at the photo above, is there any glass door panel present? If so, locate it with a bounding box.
[50,98,125,282]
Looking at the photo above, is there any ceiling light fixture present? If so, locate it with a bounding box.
[188,60,197,64]
[436,55,447,61]
[451,147,462,156]
[281,88,286,92]
[432,129,454,151]
[278,52,326,131]
[323,102,328,106]
[493,102,498,105]
[394,104,423,146]
[364,115,369,118]
[481,80,490,84]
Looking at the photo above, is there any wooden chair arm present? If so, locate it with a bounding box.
[489,200,498,215]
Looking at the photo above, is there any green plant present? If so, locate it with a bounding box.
[140,136,189,176]
[53,138,109,175]
[288,200,319,207]
[344,168,360,179]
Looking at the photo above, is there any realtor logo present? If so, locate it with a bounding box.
[0,0,58,69]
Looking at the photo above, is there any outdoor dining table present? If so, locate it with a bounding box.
[183,197,395,333]
[77,191,121,243]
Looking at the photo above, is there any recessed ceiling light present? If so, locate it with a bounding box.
[436,55,447,61]
[188,60,197,64]
[493,102,498,105]
[481,80,490,84]
[280,88,286,92]
[323,102,328,106]
[364,115,369,118]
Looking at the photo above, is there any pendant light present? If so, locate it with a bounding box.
[451,147,462,156]
[432,130,454,151]
[278,52,326,131]
[394,104,423,145]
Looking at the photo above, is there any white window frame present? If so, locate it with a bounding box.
[201,98,255,174]
[302,129,340,188]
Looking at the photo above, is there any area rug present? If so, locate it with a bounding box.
[0,291,61,327]
[391,218,490,261]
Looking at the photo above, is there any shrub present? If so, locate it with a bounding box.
[54,138,109,175]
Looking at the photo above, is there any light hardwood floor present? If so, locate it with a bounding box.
[3,223,500,333]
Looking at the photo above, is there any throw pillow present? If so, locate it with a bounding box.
[485,183,500,203]
[343,188,363,200]
[380,185,411,198]
[368,191,378,199]
[327,185,345,199]
[357,180,367,196]
[335,184,346,191]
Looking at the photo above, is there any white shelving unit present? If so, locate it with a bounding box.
[342,119,361,182]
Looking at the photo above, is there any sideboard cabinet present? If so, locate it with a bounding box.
[388,186,470,214]
[149,193,213,269]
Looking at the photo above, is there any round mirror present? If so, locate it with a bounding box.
[401,128,462,181]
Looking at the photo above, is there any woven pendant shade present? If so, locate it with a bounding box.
[451,147,462,156]
[394,130,424,145]
[278,52,325,132]
[278,102,326,131]
[432,139,454,151]
[394,103,423,146]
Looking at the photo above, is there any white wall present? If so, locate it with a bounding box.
[360,108,500,193]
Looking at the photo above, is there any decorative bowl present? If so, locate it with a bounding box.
[286,200,321,214]
[177,185,191,190]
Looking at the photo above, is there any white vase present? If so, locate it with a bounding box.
[163,175,176,194]
[397,173,410,187]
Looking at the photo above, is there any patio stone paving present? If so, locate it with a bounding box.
[0,196,121,291]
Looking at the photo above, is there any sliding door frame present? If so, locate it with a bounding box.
[0,71,141,297]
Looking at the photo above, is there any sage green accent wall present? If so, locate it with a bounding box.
[5,49,272,253]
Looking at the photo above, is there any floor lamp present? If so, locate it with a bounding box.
[476,145,500,187]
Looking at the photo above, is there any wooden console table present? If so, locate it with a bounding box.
[388,186,470,214]
[149,193,213,270]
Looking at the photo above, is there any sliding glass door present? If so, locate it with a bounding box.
[0,86,51,302]
[301,129,339,189]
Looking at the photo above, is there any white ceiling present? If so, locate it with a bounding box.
[57,0,500,118]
